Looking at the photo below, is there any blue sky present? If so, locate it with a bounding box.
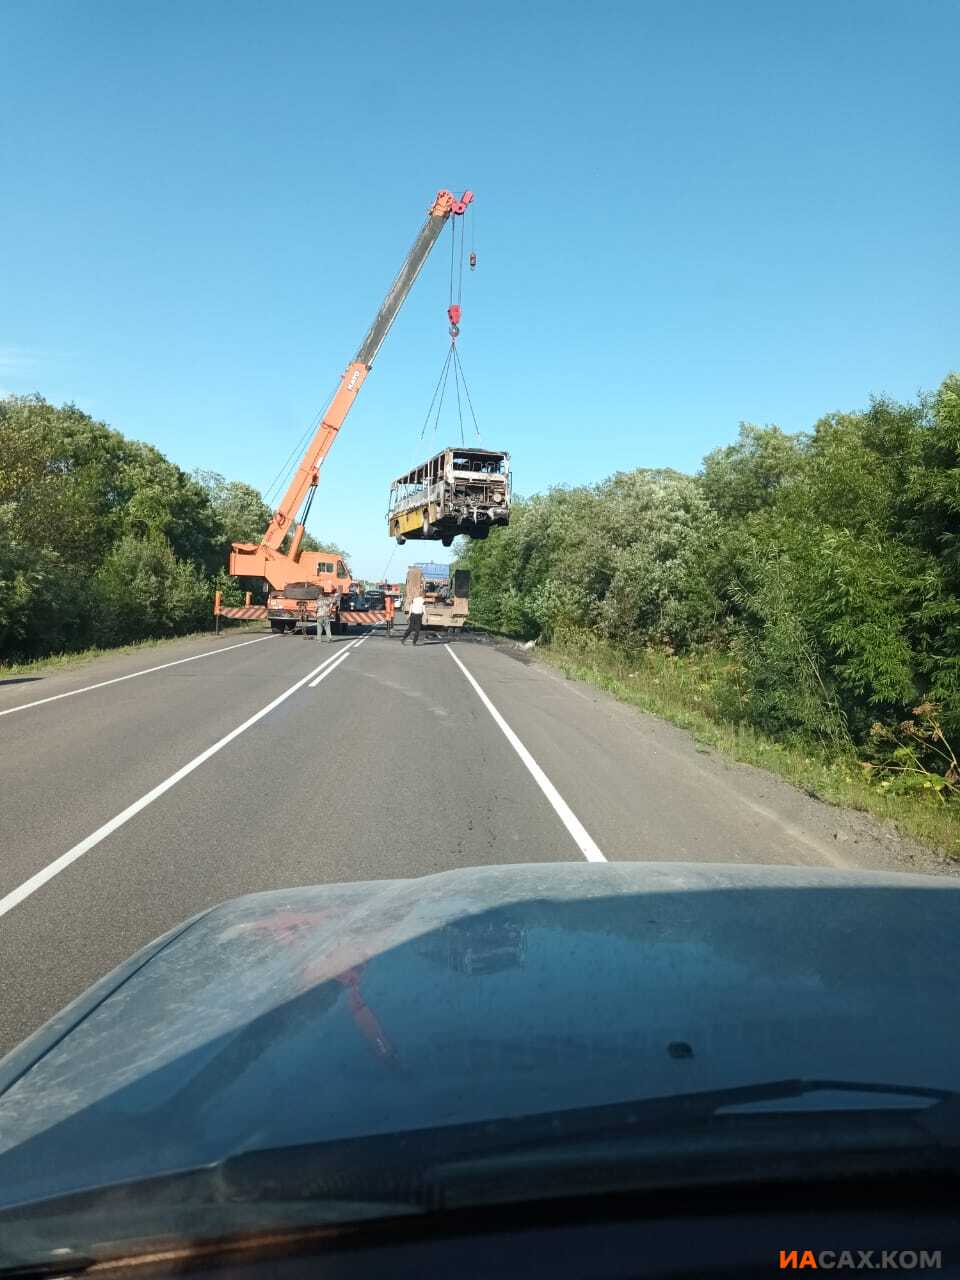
[2,0,957,579]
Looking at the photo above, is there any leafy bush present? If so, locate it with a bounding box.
[458,374,960,781]
[93,534,211,645]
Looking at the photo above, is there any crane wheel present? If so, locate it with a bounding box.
[473,524,489,541]
[396,536,406,546]
[441,535,453,548]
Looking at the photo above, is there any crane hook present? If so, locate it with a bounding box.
[469,251,477,270]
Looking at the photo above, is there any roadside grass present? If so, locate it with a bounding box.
[0,622,269,678]
[536,632,960,860]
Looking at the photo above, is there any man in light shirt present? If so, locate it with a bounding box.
[315,592,334,643]
[401,594,426,646]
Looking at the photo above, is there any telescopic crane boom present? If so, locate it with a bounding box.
[229,188,474,589]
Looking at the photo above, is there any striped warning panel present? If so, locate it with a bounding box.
[338,611,390,625]
[218,606,268,620]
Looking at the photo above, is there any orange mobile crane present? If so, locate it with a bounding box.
[229,188,474,633]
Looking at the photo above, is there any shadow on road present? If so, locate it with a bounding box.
[0,677,43,686]
[374,627,496,647]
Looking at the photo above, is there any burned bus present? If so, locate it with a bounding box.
[387,447,511,546]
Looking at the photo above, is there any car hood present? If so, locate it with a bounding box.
[1,860,958,1208]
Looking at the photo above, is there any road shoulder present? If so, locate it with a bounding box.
[472,633,959,878]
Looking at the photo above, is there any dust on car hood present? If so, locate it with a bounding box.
[1,860,958,1208]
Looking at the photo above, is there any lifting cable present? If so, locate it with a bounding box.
[264,373,342,506]
[419,343,455,439]
[264,420,314,506]
[456,212,465,308]
[452,337,465,445]
[453,343,482,440]
[418,337,482,443]
[432,346,455,436]
[417,204,482,443]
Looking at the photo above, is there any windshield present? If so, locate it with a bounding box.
[1,0,957,1268]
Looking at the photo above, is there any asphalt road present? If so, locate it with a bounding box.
[0,623,940,1055]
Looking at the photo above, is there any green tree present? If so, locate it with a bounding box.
[0,395,131,569]
[119,446,221,572]
[700,423,807,520]
[193,470,273,551]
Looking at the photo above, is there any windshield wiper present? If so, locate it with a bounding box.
[1,1078,955,1273]
[206,1077,957,1202]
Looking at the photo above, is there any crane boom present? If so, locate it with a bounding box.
[229,188,473,586]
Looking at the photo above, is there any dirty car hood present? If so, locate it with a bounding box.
[1,860,959,1209]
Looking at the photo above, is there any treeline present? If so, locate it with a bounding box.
[458,375,960,792]
[0,395,336,662]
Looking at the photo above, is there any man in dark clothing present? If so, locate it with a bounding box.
[400,593,425,645]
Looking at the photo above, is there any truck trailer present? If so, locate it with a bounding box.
[404,563,471,633]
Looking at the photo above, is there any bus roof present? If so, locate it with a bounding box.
[391,446,509,486]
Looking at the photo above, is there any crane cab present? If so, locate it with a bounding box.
[298,553,353,590]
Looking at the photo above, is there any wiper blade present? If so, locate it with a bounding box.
[210,1078,956,1202]
[1,1078,953,1261]
[437,1078,957,1158]
[209,1079,959,1187]
[630,1077,953,1119]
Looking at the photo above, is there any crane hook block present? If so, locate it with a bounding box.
[469,252,477,270]
[448,304,462,329]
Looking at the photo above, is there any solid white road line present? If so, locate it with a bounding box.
[446,646,606,863]
[308,647,353,687]
[0,646,352,920]
[304,630,369,684]
[0,634,275,720]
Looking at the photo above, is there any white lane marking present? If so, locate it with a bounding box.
[308,648,353,687]
[0,646,352,920]
[446,646,606,863]
[0,635,275,720]
[307,632,364,667]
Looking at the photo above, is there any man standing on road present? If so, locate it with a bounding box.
[401,593,425,646]
[316,592,334,643]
